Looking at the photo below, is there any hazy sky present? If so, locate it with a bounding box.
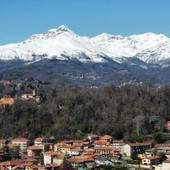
[0,0,170,45]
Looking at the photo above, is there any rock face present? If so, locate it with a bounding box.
[0,25,170,86]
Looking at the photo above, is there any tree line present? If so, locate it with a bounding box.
[0,83,170,143]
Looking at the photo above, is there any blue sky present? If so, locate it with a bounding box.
[0,0,170,45]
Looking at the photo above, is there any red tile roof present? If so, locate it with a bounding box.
[34,137,45,142]
[68,156,94,163]
[155,143,170,148]
[112,140,124,143]
[100,135,113,140]
[128,142,152,147]
[73,143,83,147]
[8,143,19,148]
[71,148,83,152]
[44,151,57,156]
[83,141,90,145]
[12,137,29,142]
[68,157,84,163]
[94,146,114,150]
[83,149,95,155]
[62,145,75,149]
[147,156,160,160]
[27,145,43,150]
[94,140,108,145]
[1,160,22,166]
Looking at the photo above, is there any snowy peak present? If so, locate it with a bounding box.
[46,25,74,36]
[26,25,75,42]
[93,33,123,41]
[51,25,72,33]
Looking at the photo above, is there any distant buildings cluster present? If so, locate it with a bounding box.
[0,134,170,169]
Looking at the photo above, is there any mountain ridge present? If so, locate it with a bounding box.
[0,25,170,86]
[0,25,170,66]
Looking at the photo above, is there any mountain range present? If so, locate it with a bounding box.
[0,25,170,86]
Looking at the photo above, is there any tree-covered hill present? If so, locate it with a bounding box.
[0,82,170,142]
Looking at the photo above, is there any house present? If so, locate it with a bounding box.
[87,134,100,142]
[94,146,119,156]
[54,142,63,152]
[54,140,73,152]
[67,157,85,169]
[68,156,95,169]
[0,97,14,105]
[22,157,38,165]
[155,143,170,154]
[0,160,23,170]
[43,151,57,165]
[59,145,75,155]
[141,156,160,166]
[112,140,124,150]
[84,157,96,169]
[123,142,152,157]
[69,148,83,156]
[100,135,113,143]
[82,148,95,156]
[73,143,83,149]
[38,143,54,153]
[27,145,43,158]
[12,137,30,152]
[34,137,46,146]
[82,141,90,150]
[95,156,114,166]
[53,152,65,166]
[93,140,108,147]
[21,89,40,102]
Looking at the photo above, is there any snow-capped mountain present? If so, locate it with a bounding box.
[91,32,170,65]
[0,25,170,66]
[0,25,170,86]
[0,25,107,63]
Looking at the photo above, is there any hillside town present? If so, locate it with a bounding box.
[0,134,170,170]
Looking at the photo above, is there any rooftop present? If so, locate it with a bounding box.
[128,142,152,147]
[12,137,30,142]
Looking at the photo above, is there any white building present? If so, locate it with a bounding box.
[155,159,170,170]
[12,138,30,152]
[43,151,57,165]
[123,142,152,157]
[69,148,83,156]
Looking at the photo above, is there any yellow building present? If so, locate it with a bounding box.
[0,98,14,105]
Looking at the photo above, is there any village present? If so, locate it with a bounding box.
[0,134,170,170]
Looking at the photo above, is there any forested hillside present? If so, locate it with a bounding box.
[0,82,170,143]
